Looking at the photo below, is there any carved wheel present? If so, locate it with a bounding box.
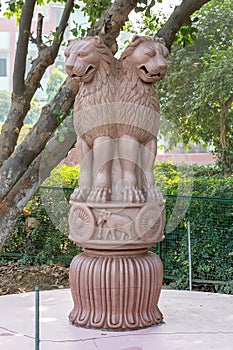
[135,203,165,243]
[69,204,95,243]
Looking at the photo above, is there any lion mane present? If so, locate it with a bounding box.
[118,36,167,112]
[66,36,117,145]
[115,36,168,143]
[66,36,167,146]
[72,36,116,110]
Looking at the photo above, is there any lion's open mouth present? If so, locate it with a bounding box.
[85,65,94,75]
[140,65,161,78]
[71,65,95,79]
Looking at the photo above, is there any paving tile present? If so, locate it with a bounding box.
[0,289,232,350]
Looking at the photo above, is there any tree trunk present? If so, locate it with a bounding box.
[0,115,76,250]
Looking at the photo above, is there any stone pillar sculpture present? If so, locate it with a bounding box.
[65,35,168,330]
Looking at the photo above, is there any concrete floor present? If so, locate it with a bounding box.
[0,289,232,350]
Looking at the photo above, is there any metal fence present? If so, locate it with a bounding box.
[1,187,233,293]
[160,195,233,293]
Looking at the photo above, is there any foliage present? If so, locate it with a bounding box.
[3,164,81,264]
[122,1,166,38]
[81,0,111,25]
[154,162,233,198]
[174,16,199,47]
[3,189,82,265]
[46,66,66,102]
[158,0,233,175]
[2,0,24,22]
[160,196,233,294]
[134,0,163,17]
[2,163,233,293]
[152,162,233,293]
[25,97,41,124]
[2,0,111,28]
[0,91,41,124]
[42,163,80,187]
[2,0,67,20]
[70,20,87,38]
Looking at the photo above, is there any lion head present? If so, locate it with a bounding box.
[120,35,169,83]
[65,36,114,83]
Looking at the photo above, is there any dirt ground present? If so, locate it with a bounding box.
[0,263,70,296]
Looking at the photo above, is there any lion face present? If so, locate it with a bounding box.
[122,38,169,83]
[65,38,101,83]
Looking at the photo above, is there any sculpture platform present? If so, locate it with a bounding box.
[0,289,232,350]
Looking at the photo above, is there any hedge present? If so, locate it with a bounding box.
[1,163,232,293]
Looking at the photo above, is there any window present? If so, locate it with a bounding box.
[0,58,7,76]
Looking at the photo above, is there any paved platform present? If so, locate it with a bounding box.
[0,289,232,350]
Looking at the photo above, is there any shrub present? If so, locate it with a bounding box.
[2,163,233,294]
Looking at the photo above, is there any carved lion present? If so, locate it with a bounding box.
[65,36,117,202]
[117,36,169,201]
[65,36,168,203]
[65,36,116,145]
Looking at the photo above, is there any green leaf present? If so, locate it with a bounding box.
[43,152,49,159]
[58,135,65,142]
[53,109,61,115]
[135,6,145,13]
[192,16,199,23]
[56,116,63,124]
[81,28,86,37]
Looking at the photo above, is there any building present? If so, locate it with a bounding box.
[0,2,87,99]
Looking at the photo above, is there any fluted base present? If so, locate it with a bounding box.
[69,249,163,330]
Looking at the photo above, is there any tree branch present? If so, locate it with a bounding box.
[51,0,74,59]
[36,13,45,49]
[225,95,233,110]
[0,1,75,167]
[0,77,79,202]
[7,115,76,209]
[156,0,211,49]
[13,0,37,95]
[0,116,76,250]
[87,0,138,53]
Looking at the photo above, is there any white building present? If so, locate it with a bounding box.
[0,2,87,99]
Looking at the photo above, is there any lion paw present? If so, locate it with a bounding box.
[122,186,145,203]
[147,186,165,205]
[70,188,86,202]
[87,188,111,202]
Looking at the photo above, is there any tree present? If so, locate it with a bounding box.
[0,0,211,250]
[158,0,233,175]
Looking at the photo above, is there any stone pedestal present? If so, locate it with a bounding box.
[68,201,165,330]
[69,249,163,329]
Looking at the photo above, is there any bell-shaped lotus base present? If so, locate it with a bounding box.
[69,249,163,330]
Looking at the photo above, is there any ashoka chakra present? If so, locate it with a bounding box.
[69,204,95,243]
[135,203,165,243]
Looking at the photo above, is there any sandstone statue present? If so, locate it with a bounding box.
[67,35,168,330]
[65,35,168,204]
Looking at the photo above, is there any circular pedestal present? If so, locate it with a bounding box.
[69,249,163,330]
